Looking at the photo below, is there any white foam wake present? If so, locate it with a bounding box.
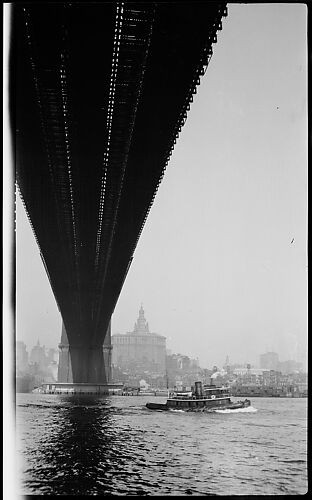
[215,406,258,414]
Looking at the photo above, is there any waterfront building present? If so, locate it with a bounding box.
[166,353,196,372]
[232,368,268,386]
[233,367,269,377]
[165,352,205,389]
[112,305,166,374]
[262,369,282,386]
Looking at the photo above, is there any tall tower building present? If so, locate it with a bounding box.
[112,305,166,374]
[29,340,47,369]
[133,304,150,334]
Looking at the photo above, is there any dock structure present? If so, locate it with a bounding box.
[39,382,123,395]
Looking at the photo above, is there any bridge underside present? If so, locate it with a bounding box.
[12,2,226,382]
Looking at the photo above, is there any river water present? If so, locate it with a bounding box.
[16,394,307,496]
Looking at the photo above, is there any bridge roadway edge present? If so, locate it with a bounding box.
[13,2,227,385]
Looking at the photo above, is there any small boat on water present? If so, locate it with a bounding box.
[146,381,251,412]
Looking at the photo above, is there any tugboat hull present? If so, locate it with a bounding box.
[226,400,251,410]
[146,399,251,412]
[146,402,169,411]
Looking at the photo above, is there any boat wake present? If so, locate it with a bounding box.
[215,406,258,414]
[167,406,258,414]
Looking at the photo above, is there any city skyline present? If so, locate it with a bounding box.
[15,4,307,370]
[17,334,306,373]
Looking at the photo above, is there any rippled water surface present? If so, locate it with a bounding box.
[16,394,307,495]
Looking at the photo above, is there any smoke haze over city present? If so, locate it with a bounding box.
[15,3,307,370]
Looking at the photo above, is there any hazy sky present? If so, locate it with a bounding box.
[16,3,307,369]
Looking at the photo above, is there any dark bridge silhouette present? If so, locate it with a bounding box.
[12,2,227,384]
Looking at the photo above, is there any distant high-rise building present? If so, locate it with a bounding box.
[29,340,47,370]
[112,305,166,374]
[16,341,28,373]
[191,357,200,369]
[259,351,279,371]
[223,355,230,371]
[278,359,302,374]
[46,348,58,364]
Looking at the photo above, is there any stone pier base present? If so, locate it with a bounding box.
[58,322,112,384]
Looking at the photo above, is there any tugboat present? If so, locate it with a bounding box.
[146,381,251,412]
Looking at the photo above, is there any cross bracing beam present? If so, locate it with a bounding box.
[12,1,227,382]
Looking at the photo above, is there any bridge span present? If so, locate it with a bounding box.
[12,2,227,384]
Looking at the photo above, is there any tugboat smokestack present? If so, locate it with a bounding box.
[195,381,203,397]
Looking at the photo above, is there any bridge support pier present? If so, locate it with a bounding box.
[58,322,112,384]
[58,342,72,383]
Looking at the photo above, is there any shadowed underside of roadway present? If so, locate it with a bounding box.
[12,1,227,382]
